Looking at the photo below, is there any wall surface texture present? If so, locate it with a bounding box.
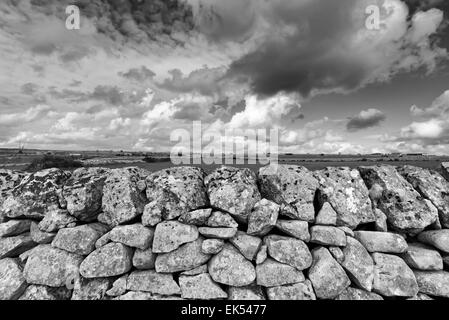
[1,164,449,300]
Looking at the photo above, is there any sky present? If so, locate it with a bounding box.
[0,0,449,155]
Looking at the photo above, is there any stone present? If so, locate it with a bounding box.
[18,246,40,264]
[181,264,208,276]
[228,286,265,300]
[51,223,109,255]
[19,285,72,300]
[155,238,211,273]
[179,273,228,299]
[37,208,77,233]
[80,243,133,278]
[229,231,262,260]
[99,167,148,227]
[145,167,208,221]
[0,219,32,237]
[0,170,27,212]
[329,247,345,263]
[407,293,434,300]
[418,230,449,253]
[30,221,55,244]
[23,244,83,287]
[255,245,268,264]
[310,225,346,246]
[114,291,155,300]
[340,236,374,291]
[258,164,319,221]
[401,243,443,271]
[208,244,256,286]
[72,278,112,300]
[372,252,418,297]
[107,223,153,250]
[0,258,27,300]
[153,221,199,253]
[315,202,337,226]
[256,258,305,287]
[205,166,261,221]
[308,247,351,299]
[0,233,36,258]
[354,231,408,253]
[335,287,383,300]
[374,208,388,232]
[359,165,438,233]
[127,270,181,296]
[198,227,237,239]
[265,235,312,271]
[266,281,316,300]
[62,167,110,221]
[339,226,354,237]
[315,167,375,228]
[141,201,162,227]
[179,208,213,226]
[414,271,449,298]
[441,162,449,180]
[202,239,225,254]
[444,256,449,268]
[132,247,156,270]
[206,211,238,228]
[106,274,128,297]
[247,199,279,236]
[275,220,310,242]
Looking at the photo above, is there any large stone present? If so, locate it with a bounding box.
[0,170,27,211]
[127,270,181,296]
[340,236,374,291]
[315,167,375,228]
[335,287,383,300]
[256,258,305,287]
[99,167,148,226]
[0,219,32,237]
[247,199,279,236]
[144,167,208,221]
[51,223,109,255]
[178,208,212,226]
[206,211,238,228]
[372,253,418,297]
[0,233,36,258]
[275,220,310,242]
[23,244,83,287]
[37,208,77,233]
[266,281,316,300]
[201,239,225,254]
[30,221,55,244]
[401,243,443,271]
[72,278,112,300]
[155,238,211,273]
[205,166,261,221]
[229,231,262,260]
[414,271,449,298]
[418,230,449,253]
[19,285,72,300]
[228,286,266,300]
[310,226,346,247]
[265,235,312,271]
[315,202,337,226]
[0,258,27,300]
[106,223,153,250]
[133,247,156,270]
[359,165,438,233]
[179,274,228,299]
[354,231,408,253]
[308,247,351,299]
[62,167,110,221]
[208,244,256,286]
[80,242,132,278]
[152,221,198,253]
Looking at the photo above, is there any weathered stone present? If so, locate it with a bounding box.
[228,286,266,300]
[401,243,443,271]
[179,274,227,299]
[359,165,438,233]
[179,208,212,226]
[127,270,181,296]
[374,208,388,232]
[18,246,40,264]
[23,244,83,287]
[0,258,27,300]
[0,219,32,237]
[113,291,154,300]
[38,209,77,233]
[155,238,211,273]
[335,287,383,300]
[145,167,208,221]
[106,274,128,297]
[441,162,449,180]
[141,201,162,227]
[310,225,346,247]
[255,244,268,264]
[80,243,132,278]
[247,199,279,236]
[308,247,351,299]
[341,236,374,291]
[0,233,36,258]
[208,244,256,287]
[315,167,375,228]
[153,221,198,253]
[205,166,261,221]
[229,231,262,261]
[0,170,27,213]
[51,223,109,255]
[206,211,239,228]
[258,164,318,221]
[19,285,72,300]
[339,226,355,237]
[372,252,418,297]
[329,247,345,263]
[198,227,237,239]
[62,167,110,221]
[265,235,312,271]
[266,281,316,300]
[132,247,156,270]
[418,230,449,253]
[354,231,408,253]
[275,220,310,242]
[256,258,305,287]
[99,167,148,226]
[181,264,208,276]
[202,239,225,254]
[72,278,112,300]
[30,221,55,244]
[315,202,337,226]
[414,271,449,298]
[107,223,153,250]
[407,293,434,300]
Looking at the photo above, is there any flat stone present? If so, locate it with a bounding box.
[335,287,383,300]
[354,231,408,253]
[179,273,228,299]
[417,230,449,253]
[310,226,346,246]
[179,208,212,226]
[0,258,27,300]
[308,247,351,299]
[255,244,268,264]
[247,199,279,236]
[266,281,316,300]
[30,221,55,244]
[198,227,237,239]
[414,271,449,298]
[107,223,153,250]
[315,202,337,226]
[106,274,128,297]
[229,231,262,260]
[71,278,112,300]
[38,209,77,233]
[0,219,32,237]
[341,236,374,291]
[265,235,312,271]
[228,285,266,300]
[80,243,133,278]
[206,211,238,228]
[372,252,418,297]
[202,239,225,254]
[51,223,109,255]
[256,258,305,287]
[152,221,199,253]
[401,243,443,271]
[127,270,181,296]
[19,285,72,300]
[0,233,36,258]
[132,247,156,270]
[181,264,208,276]
[275,220,310,242]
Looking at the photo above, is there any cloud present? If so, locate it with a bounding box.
[0,105,54,126]
[346,108,387,131]
[119,66,156,82]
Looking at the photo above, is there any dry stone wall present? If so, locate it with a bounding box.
[1,164,449,300]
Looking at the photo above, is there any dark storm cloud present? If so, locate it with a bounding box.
[119,66,155,82]
[346,109,387,131]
